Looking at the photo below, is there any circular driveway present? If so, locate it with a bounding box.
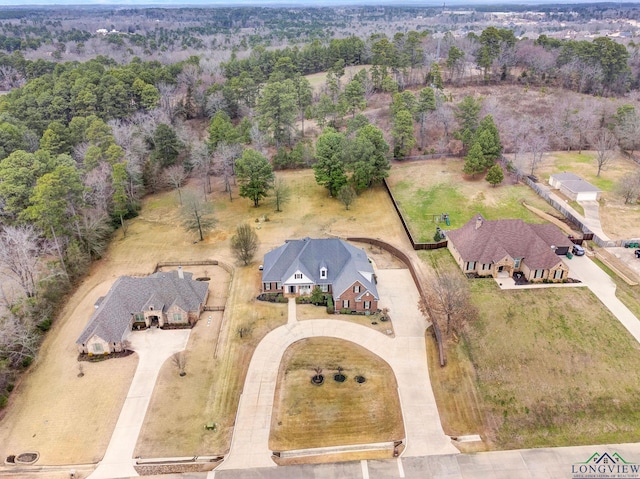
[219,268,457,471]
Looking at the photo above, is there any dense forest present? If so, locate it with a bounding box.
[1,4,640,410]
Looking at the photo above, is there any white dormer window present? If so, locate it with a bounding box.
[295,273,302,279]
[353,285,360,293]
[320,267,327,279]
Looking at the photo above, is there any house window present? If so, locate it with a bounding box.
[465,261,476,271]
[321,284,329,292]
[364,301,371,310]
[134,313,144,322]
[514,258,521,268]
[93,343,103,353]
[320,268,327,279]
[353,285,360,293]
[554,269,563,279]
[534,269,543,279]
[276,282,281,290]
[343,299,349,309]
[481,263,491,271]
[265,282,271,290]
[294,273,302,279]
[173,313,182,322]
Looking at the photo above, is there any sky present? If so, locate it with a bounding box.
[1,0,640,6]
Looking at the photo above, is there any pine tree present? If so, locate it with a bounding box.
[463,143,485,179]
[485,164,504,187]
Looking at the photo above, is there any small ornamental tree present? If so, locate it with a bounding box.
[486,164,504,187]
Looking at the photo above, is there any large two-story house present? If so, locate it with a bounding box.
[261,238,379,312]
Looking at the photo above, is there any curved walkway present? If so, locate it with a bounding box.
[88,328,191,479]
[219,268,458,471]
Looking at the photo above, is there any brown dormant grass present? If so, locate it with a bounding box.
[0,169,409,465]
[269,337,404,451]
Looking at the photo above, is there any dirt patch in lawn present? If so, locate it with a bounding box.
[269,337,404,452]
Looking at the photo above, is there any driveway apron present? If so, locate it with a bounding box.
[88,328,191,479]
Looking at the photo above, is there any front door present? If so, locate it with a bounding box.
[498,266,504,273]
[289,286,296,294]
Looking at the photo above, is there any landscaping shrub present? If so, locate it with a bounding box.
[326,296,334,314]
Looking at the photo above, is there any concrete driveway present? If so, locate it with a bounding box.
[88,328,191,479]
[219,268,457,471]
[567,255,640,343]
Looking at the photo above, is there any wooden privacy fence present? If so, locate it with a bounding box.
[381,179,449,251]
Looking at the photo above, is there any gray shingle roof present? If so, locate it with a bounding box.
[447,215,572,270]
[550,173,601,193]
[76,270,208,345]
[262,238,378,299]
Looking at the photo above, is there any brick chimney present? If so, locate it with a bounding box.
[475,215,483,230]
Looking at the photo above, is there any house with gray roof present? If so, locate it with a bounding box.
[549,172,602,201]
[262,238,379,313]
[76,268,209,356]
[446,215,573,282]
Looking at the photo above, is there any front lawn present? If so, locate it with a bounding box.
[269,337,404,451]
[466,280,640,448]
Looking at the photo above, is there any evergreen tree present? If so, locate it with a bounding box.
[474,115,502,166]
[463,142,485,178]
[485,164,504,187]
[313,129,347,196]
[235,149,274,207]
[455,96,483,149]
[392,109,415,158]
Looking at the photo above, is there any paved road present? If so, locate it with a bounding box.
[88,328,191,479]
[218,268,457,471]
[210,442,640,479]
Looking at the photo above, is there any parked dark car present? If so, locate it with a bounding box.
[635,249,640,259]
[572,244,585,256]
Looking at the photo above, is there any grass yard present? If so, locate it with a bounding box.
[466,280,640,449]
[0,168,408,465]
[135,265,288,457]
[592,257,640,319]
[269,337,404,451]
[387,160,553,242]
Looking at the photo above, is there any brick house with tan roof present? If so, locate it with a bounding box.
[446,215,573,282]
[76,268,208,356]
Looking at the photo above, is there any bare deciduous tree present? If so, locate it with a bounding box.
[180,192,216,241]
[523,134,549,177]
[420,271,476,337]
[592,128,618,177]
[231,223,259,266]
[615,172,640,204]
[164,165,189,205]
[214,142,242,201]
[172,351,187,376]
[272,177,291,212]
[0,225,46,299]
